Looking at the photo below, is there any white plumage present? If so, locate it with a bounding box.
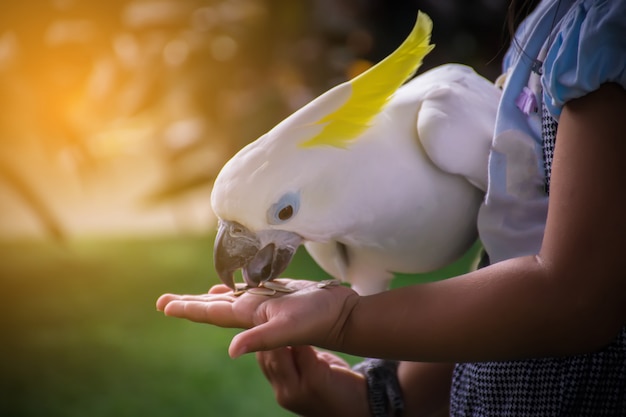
[211,13,500,295]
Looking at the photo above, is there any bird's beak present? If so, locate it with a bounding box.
[213,220,303,289]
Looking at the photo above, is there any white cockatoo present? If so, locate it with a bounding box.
[210,12,500,295]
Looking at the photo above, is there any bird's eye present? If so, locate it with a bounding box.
[278,205,293,221]
[268,192,300,225]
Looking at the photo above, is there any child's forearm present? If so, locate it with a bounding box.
[341,255,621,362]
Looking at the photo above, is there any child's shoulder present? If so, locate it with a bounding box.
[542,0,626,117]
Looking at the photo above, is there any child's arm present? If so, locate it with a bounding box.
[158,83,626,363]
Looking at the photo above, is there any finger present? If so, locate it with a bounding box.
[163,300,246,328]
[178,294,236,302]
[157,293,236,312]
[208,284,233,294]
[256,350,273,381]
[317,350,350,369]
[156,293,183,311]
[257,348,299,385]
[229,317,295,358]
[291,345,325,378]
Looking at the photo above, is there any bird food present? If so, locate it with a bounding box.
[231,280,295,297]
[317,279,341,288]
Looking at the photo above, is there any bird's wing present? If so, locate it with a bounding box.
[413,64,501,192]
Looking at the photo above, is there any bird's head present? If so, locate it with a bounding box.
[210,151,307,290]
[210,126,344,289]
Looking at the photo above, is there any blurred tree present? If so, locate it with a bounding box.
[0,0,536,238]
[145,0,522,204]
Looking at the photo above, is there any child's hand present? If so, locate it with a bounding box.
[156,279,360,358]
[257,346,369,417]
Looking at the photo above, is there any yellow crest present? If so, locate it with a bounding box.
[300,12,434,149]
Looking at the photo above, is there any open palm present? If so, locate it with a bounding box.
[156,279,359,358]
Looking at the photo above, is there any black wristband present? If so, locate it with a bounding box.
[353,358,404,417]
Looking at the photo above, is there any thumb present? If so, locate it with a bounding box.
[291,345,325,376]
[229,318,295,358]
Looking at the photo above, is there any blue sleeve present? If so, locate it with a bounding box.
[542,0,626,118]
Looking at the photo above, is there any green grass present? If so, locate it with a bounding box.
[0,235,479,416]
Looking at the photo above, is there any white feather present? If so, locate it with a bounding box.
[212,64,500,295]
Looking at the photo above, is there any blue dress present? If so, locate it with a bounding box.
[451,1,626,415]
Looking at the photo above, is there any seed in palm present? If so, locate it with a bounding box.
[247,287,277,296]
[261,281,295,293]
[317,279,341,289]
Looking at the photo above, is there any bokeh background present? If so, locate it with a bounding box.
[0,0,533,415]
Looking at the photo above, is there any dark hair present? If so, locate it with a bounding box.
[507,0,542,35]
[506,0,542,55]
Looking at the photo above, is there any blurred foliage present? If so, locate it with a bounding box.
[0,235,291,416]
[0,0,520,239]
[0,235,479,416]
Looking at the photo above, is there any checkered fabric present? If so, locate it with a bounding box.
[450,327,626,416]
[541,104,558,193]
